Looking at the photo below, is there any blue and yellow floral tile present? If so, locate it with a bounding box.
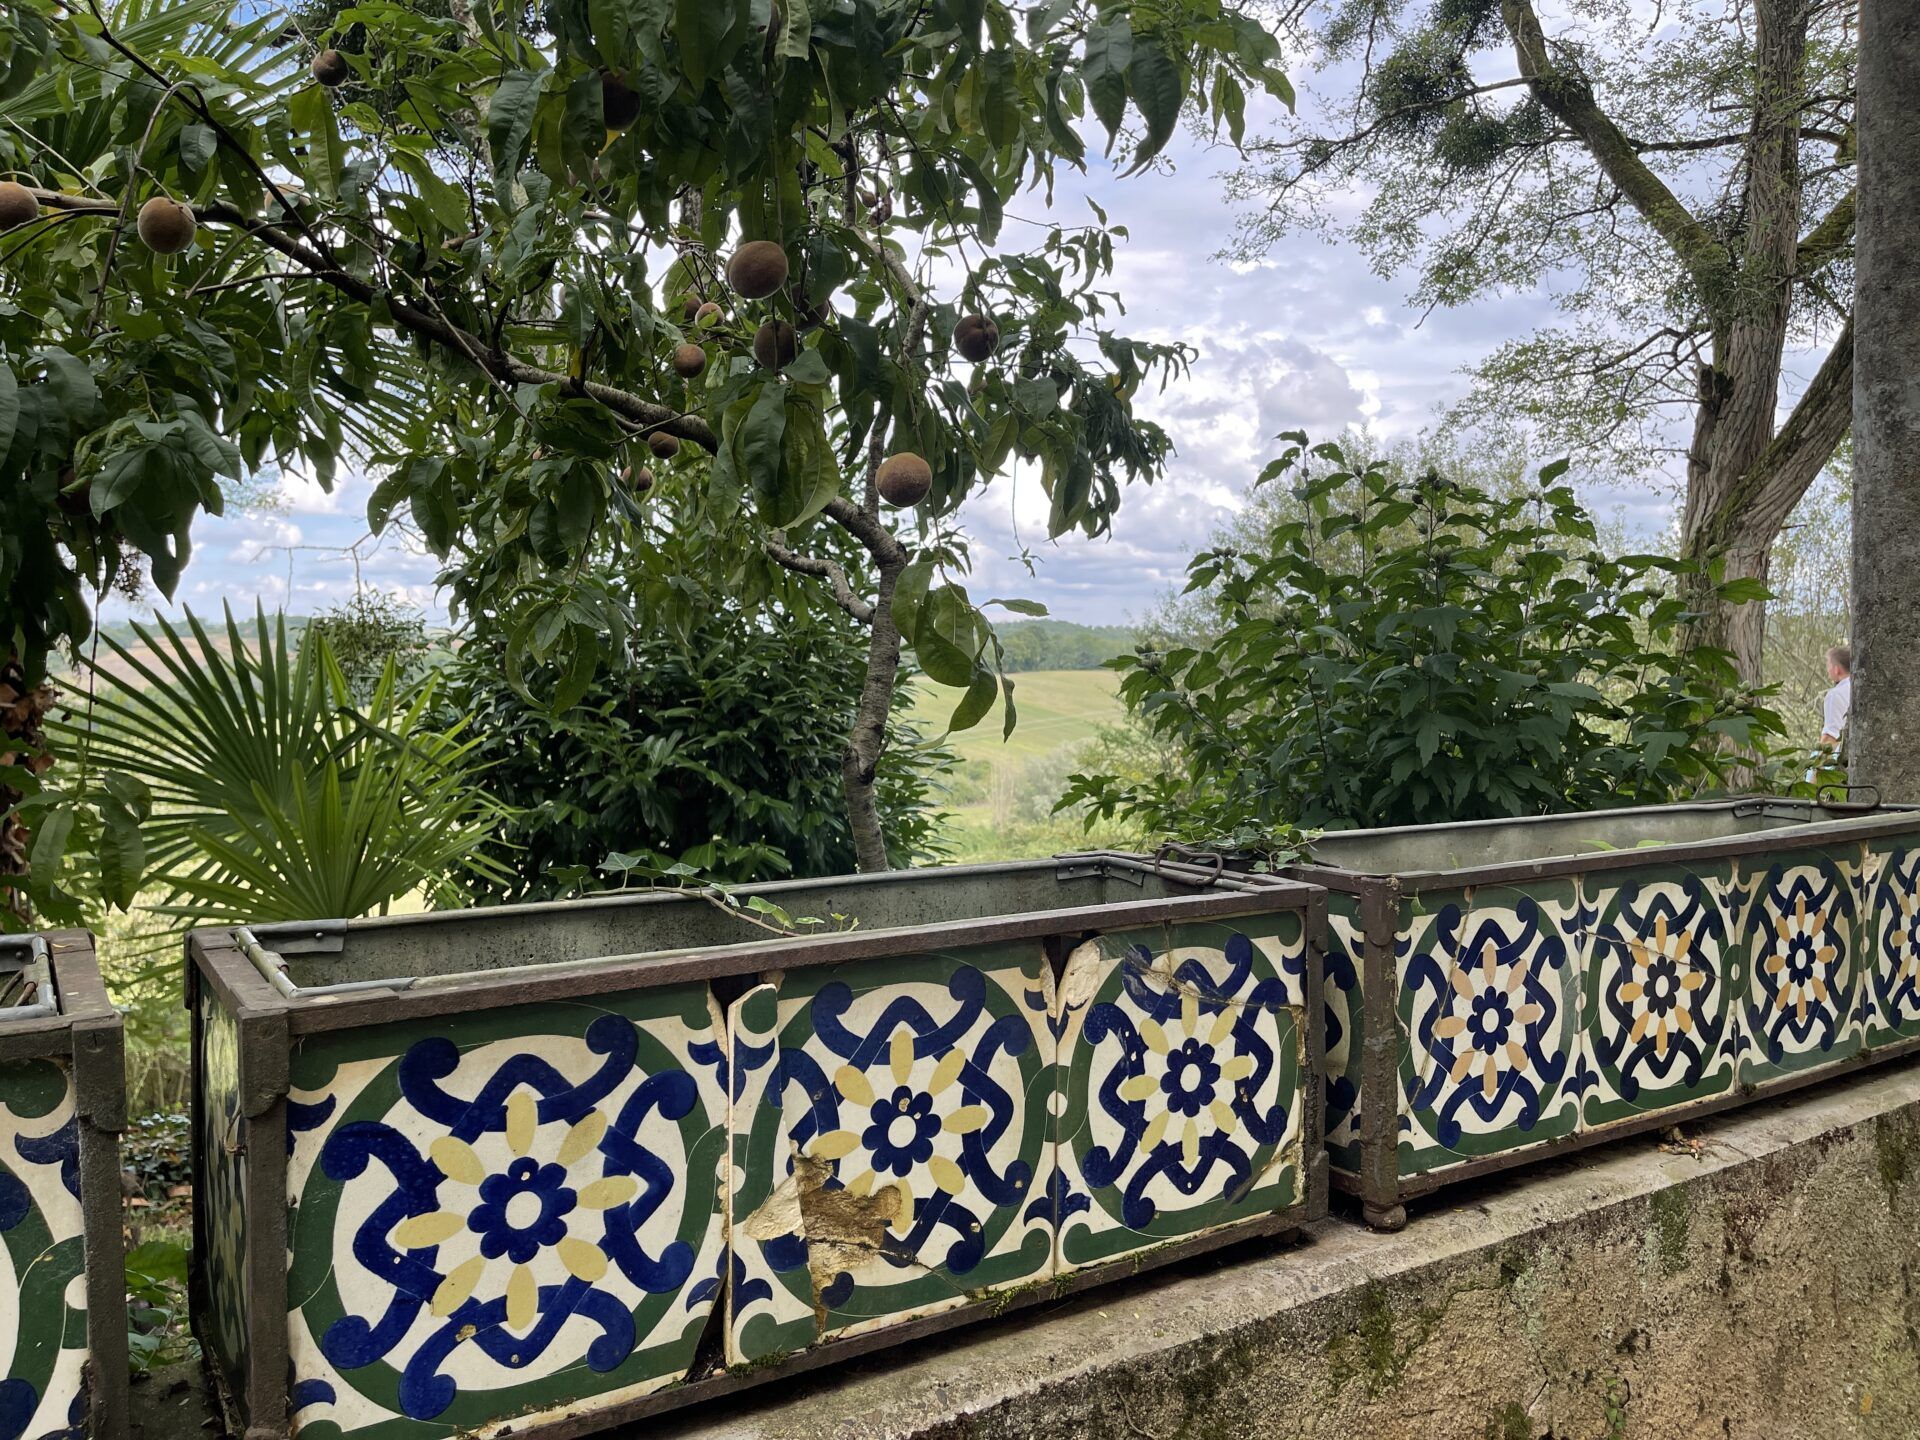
[724,945,1055,1366]
[1735,849,1863,1086]
[1395,885,1581,1177]
[1864,841,1920,1047]
[1051,917,1308,1275]
[1576,864,1739,1128]
[0,1059,87,1440]
[283,989,728,1437]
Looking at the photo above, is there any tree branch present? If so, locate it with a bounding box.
[1499,0,1734,306]
[763,538,875,623]
[26,188,719,450]
[1796,188,1855,275]
[1689,314,1853,556]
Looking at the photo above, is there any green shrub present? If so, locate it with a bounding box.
[1061,435,1783,844]
[442,604,954,902]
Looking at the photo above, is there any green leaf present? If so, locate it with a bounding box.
[288,84,344,202]
[487,70,544,195]
[1083,16,1132,145]
[948,667,997,732]
[676,0,739,89]
[26,805,72,875]
[892,557,934,642]
[738,381,790,520]
[1124,36,1182,172]
[776,0,812,59]
[178,121,216,178]
[99,806,146,910]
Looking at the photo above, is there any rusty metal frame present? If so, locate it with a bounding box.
[0,931,128,1440]
[185,855,1327,1440]
[1266,802,1920,1227]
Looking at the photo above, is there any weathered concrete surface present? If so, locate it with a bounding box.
[662,1064,1920,1440]
[1852,0,1920,799]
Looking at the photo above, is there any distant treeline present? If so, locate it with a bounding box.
[994,620,1136,672]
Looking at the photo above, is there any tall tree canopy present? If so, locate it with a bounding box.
[1231,0,1855,682]
[0,0,1291,880]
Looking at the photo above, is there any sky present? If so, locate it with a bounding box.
[104,56,1685,632]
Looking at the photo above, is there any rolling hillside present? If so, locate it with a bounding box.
[905,667,1134,860]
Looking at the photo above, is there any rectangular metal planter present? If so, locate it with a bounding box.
[187,855,1325,1439]
[1243,798,1920,1228]
[0,929,128,1439]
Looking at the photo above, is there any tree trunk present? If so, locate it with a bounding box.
[1674,0,1833,686]
[1851,0,1920,799]
[1503,0,1849,690]
[842,558,906,872]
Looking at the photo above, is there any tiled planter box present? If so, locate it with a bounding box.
[0,931,127,1440]
[187,856,1324,1438]
[1251,799,1920,1228]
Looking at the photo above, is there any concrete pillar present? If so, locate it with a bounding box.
[1852,0,1920,799]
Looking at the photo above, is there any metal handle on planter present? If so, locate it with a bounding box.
[1153,843,1225,886]
[1815,781,1881,813]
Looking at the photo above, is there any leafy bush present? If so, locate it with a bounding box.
[443,603,954,902]
[307,590,433,702]
[1062,435,1783,842]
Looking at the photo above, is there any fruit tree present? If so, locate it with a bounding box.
[0,0,1291,880]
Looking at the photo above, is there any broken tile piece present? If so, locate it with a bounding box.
[725,945,1056,1365]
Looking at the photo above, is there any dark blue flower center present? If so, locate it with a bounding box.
[470,1156,576,1263]
[1786,933,1817,984]
[1470,989,1513,1054]
[1160,1039,1221,1117]
[862,1086,939,1177]
[1643,957,1680,1017]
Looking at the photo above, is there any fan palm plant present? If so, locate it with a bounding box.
[61,606,510,923]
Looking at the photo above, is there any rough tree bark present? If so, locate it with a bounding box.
[1502,0,1853,682]
[1850,0,1920,799]
[842,554,907,872]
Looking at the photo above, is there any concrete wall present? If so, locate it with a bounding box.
[671,1064,1920,1440]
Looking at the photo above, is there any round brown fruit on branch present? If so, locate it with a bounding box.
[795,292,833,330]
[876,452,933,508]
[0,182,39,231]
[136,196,197,254]
[672,343,707,379]
[648,431,681,460]
[694,301,722,326]
[727,240,789,300]
[601,70,642,131]
[623,464,655,493]
[954,314,999,363]
[311,48,350,86]
[753,319,798,370]
[679,294,701,323]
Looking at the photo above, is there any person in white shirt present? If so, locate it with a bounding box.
[1820,644,1852,752]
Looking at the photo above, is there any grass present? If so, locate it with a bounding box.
[906,669,1137,861]
[906,668,1124,765]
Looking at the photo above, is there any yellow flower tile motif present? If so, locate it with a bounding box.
[1430,940,1548,1103]
[1742,858,1858,1075]
[408,1098,639,1330]
[1579,870,1735,1124]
